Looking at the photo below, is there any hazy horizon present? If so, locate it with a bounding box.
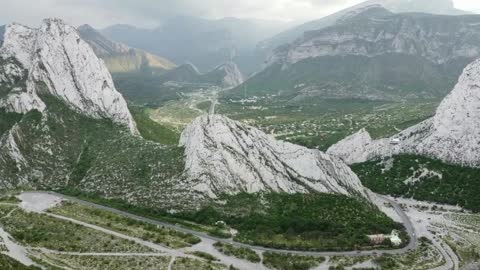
[0,0,479,29]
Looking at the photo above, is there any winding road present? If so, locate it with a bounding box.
[33,191,417,258]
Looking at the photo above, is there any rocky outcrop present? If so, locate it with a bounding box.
[328,59,480,167]
[180,114,373,201]
[210,62,244,88]
[326,128,389,164]
[0,19,137,134]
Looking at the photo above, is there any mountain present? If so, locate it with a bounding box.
[114,61,244,106]
[77,24,176,73]
[0,18,202,210]
[260,0,470,52]
[203,62,244,88]
[0,19,371,212]
[229,7,480,101]
[102,17,291,74]
[180,114,373,201]
[0,19,137,133]
[158,61,244,88]
[327,58,480,167]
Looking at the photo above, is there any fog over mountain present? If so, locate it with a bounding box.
[260,0,471,52]
[102,17,292,73]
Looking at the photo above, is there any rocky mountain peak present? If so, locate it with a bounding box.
[328,59,480,167]
[211,61,244,88]
[179,114,373,201]
[0,18,138,134]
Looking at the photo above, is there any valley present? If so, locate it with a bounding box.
[1,0,480,269]
[147,94,438,151]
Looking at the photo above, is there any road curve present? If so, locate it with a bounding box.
[33,191,417,257]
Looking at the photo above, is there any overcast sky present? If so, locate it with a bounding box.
[0,0,479,28]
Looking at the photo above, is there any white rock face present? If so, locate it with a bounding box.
[180,114,372,201]
[328,59,480,167]
[326,128,389,164]
[0,19,137,134]
[212,62,244,88]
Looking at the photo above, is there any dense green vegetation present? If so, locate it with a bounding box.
[0,92,191,210]
[130,106,180,145]
[262,252,325,270]
[352,155,480,212]
[0,255,41,270]
[0,109,23,137]
[56,191,404,251]
[213,242,261,263]
[176,193,403,251]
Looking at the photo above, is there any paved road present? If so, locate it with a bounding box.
[35,191,417,257]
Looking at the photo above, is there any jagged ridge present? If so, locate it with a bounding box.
[180,114,373,201]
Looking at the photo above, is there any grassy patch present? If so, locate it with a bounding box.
[262,252,325,270]
[147,100,203,130]
[0,254,41,270]
[55,190,227,240]
[196,101,212,112]
[37,254,171,270]
[213,242,261,263]
[0,209,154,253]
[352,155,480,212]
[329,255,373,269]
[0,204,17,217]
[0,196,20,204]
[189,251,218,262]
[172,257,226,270]
[49,201,200,249]
[130,106,180,145]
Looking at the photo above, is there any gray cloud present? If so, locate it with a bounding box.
[0,0,363,28]
[0,0,477,28]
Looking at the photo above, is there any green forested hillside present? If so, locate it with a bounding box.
[353,155,480,212]
[225,54,469,102]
